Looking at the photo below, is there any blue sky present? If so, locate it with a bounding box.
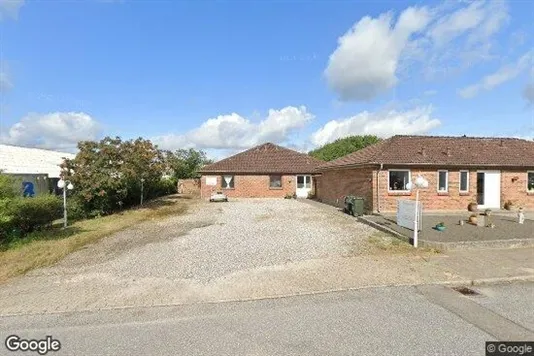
[0,0,533,158]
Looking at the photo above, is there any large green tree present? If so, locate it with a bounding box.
[309,135,381,161]
[61,136,167,216]
[166,148,213,179]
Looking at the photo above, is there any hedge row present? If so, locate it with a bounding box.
[0,195,63,244]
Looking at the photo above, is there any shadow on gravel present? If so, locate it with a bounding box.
[64,219,218,266]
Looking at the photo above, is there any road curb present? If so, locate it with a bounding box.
[2,275,532,318]
[204,275,534,305]
[434,274,534,287]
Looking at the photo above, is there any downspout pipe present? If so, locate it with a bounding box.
[377,163,383,213]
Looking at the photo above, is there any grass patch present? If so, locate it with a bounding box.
[367,232,441,255]
[0,195,191,284]
[368,232,414,253]
[254,213,274,222]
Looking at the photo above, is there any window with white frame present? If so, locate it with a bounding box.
[459,170,469,193]
[437,170,448,192]
[528,172,534,192]
[221,175,234,189]
[388,170,410,191]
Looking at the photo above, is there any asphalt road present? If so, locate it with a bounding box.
[2,282,532,356]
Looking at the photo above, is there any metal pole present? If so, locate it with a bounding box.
[140,179,144,206]
[413,189,419,248]
[63,185,67,228]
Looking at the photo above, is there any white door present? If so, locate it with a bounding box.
[296,175,312,198]
[478,171,501,209]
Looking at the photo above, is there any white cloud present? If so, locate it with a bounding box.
[153,106,313,151]
[0,0,24,20]
[524,84,534,105]
[523,66,534,105]
[324,6,431,101]
[0,71,11,92]
[325,0,509,101]
[458,50,533,98]
[0,61,13,92]
[423,0,509,75]
[310,106,441,146]
[428,0,508,47]
[0,112,102,151]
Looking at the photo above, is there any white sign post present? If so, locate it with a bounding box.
[397,200,421,231]
[405,175,428,248]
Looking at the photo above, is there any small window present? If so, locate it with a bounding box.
[388,170,410,191]
[459,171,469,192]
[269,175,282,188]
[305,176,311,189]
[221,175,234,189]
[437,170,448,192]
[297,175,305,188]
[528,172,534,192]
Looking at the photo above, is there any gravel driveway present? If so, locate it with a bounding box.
[0,199,375,315]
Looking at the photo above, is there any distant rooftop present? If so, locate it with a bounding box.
[0,144,75,178]
[200,142,324,174]
[317,135,534,170]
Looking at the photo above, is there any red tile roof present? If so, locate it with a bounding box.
[317,135,534,170]
[200,143,325,174]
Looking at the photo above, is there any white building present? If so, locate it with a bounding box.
[0,144,75,195]
[0,144,75,178]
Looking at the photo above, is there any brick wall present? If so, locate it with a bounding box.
[317,166,534,213]
[376,168,534,212]
[376,168,478,212]
[315,168,374,212]
[501,170,534,210]
[177,178,200,195]
[200,174,310,198]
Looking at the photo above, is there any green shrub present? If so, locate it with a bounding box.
[0,174,18,199]
[1,195,62,238]
[65,196,89,221]
[0,199,15,243]
[150,178,177,198]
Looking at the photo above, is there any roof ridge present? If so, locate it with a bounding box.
[0,144,75,156]
[317,135,534,170]
[200,142,325,173]
[392,134,532,141]
[319,138,391,168]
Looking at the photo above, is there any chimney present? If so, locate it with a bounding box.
[446,147,451,157]
[500,139,504,147]
[420,147,426,157]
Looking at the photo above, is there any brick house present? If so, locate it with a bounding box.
[315,135,534,213]
[199,143,324,199]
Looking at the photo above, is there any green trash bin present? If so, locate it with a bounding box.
[343,196,365,216]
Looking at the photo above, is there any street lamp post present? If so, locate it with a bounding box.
[406,175,429,248]
[57,179,74,228]
[140,178,145,206]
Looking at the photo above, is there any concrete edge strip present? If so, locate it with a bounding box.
[357,216,409,242]
[1,275,533,319]
[357,216,534,250]
[415,284,534,341]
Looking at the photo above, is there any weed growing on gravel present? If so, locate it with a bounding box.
[366,232,441,255]
[0,195,191,283]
